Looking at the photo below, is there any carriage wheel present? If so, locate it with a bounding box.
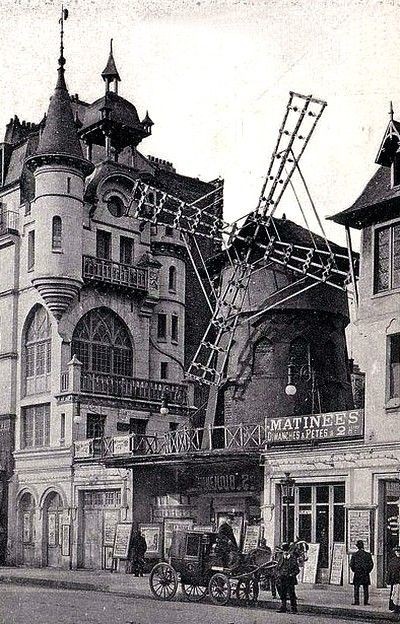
[235,578,259,603]
[149,563,178,601]
[208,573,231,605]
[181,582,207,602]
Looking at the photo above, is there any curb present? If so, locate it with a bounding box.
[0,574,396,622]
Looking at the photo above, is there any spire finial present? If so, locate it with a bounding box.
[110,38,113,54]
[58,6,69,70]
[390,100,394,122]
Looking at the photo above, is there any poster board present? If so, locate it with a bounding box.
[103,512,117,547]
[347,508,372,552]
[139,523,162,558]
[242,525,261,554]
[329,542,345,585]
[163,518,194,558]
[61,525,70,557]
[47,512,57,546]
[113,523,133,559]
[301,542,320,584]
[217,513,244,549]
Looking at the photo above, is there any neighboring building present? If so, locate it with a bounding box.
[323,109,400,587]
[0,42,218,569]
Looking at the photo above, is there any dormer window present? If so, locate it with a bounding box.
[392,151,400,187]
[107,195,124,217]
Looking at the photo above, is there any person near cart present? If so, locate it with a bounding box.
[130,528,147,577]
[387,545,400,613]
[275,542,300,613]
[349,539,374,606]
[216,513,238,567]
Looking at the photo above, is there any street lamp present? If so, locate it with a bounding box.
[285,356,314,396]
[280,472,295,543]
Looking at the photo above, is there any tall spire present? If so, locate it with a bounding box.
[390,100,394,122]
[102,39,121,93]
[26,7,93,176]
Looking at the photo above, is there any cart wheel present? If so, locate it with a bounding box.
[236,578,259,603]
[181,582,207,602]
[149,562,178,601]
[208,573,231,605]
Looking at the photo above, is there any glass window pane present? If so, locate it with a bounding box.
[186,534,201,557]
[333,505,345,542]
[298,507,312,543]
[298,486,312,504]
[375,227,390,292]
[316,505,329,568]
[334,485,345,503]
[393,225,400,289]
[316,485,329,503]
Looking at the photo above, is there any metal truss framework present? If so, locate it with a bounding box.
[127,92,357,387]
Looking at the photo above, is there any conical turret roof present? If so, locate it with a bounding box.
[101,40,121,82]
[36,64,84,159]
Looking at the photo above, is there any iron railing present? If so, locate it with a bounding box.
[0,210,19,235]
[73,422,265,460]
[82,255,148,292]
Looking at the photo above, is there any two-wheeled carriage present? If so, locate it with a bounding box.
[149,530,277,605]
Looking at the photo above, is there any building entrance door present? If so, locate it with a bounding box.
[81,490,121,569]
[44,492,63,567]
[384,480,400,581]
[282,483,345,578]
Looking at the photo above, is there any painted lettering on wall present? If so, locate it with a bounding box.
[265,409,364,444]
[193,472,258,493]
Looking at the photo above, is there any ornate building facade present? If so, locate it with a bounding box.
[0,41,218,569]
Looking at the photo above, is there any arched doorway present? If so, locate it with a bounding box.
[43,492,63,567]
[19,492,35,566]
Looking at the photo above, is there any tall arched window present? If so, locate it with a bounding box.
[168,266,177,291]
[71,308,133,377]
[253,338,274,376]
[24,305,52,395]
[52,216,62,250]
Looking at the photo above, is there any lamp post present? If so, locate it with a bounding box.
[281,472,295,543]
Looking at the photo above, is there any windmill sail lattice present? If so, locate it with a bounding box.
[128,92,356,387]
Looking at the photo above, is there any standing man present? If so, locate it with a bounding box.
[275,543,300,613]
[350,540,374,605]
[216,513,238,567]
[130,528,148,577]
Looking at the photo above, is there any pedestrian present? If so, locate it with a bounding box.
[387,546,400,613]
[216,513,238,567]
[349,540,374,606]
[130,529,147,577]
[275,542,300,613]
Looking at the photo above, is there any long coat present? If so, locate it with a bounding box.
[218,522,238,549]
[276,553,300,585]
[350,549,374,585]
[387,556,400,586]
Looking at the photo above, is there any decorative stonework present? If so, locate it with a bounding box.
[32,276,83,320]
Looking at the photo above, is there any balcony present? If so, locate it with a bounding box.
[74,422,265,461]
[82,255,148,293]
[0,210,19,236]
[60,359,188,408]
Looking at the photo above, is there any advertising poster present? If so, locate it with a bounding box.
[139,523,162,558]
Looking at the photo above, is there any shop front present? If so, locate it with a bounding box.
[132,456,263,558]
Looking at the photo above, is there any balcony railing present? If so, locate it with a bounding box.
[80,371,187,404]
[0,210,19,236]
[82,256,148,292]
[60,364,188,406]
[74,423,265,460]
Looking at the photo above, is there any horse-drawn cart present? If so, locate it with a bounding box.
[149,530,276,605]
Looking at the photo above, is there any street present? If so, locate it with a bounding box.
[0,585,388,624]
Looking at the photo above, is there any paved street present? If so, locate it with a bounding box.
[0,585,390,624]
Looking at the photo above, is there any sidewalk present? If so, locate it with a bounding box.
[0,565,396,622]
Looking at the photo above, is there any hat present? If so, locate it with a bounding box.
[281,542,290,552]
[356,540,364,549]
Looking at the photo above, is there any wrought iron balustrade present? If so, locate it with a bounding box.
[79,371,187,404]
[82,255,148,292]
[0,210,19,235]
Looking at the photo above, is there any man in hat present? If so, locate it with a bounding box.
[350,540,374,605]
[216,513,238,567]
[275,543,300,613]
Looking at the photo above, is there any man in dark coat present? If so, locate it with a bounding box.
[350,540,374,605]
[130,529,147,577]
[275,543,300,613]
[216,513,238,567]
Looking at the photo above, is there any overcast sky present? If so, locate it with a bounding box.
[1,0,399,247]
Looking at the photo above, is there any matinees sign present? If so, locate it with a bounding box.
[265,409,364,444]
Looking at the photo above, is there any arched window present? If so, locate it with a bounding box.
[289,336,310,368]
[168,266,177,291]
[52,216,62,249]
[107,195,124,217]
[253,338,274,376]
[71,308,133,377]
[24,305,52,395]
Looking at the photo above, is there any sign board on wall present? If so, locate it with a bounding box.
[329,542,345,585]
[301,543,320,584]
[192,472,260,493]
[265,409,364,445]
[139,524,162,558]
[242,525,261,554]
[347,509,372,552]
[113,523,133,559]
